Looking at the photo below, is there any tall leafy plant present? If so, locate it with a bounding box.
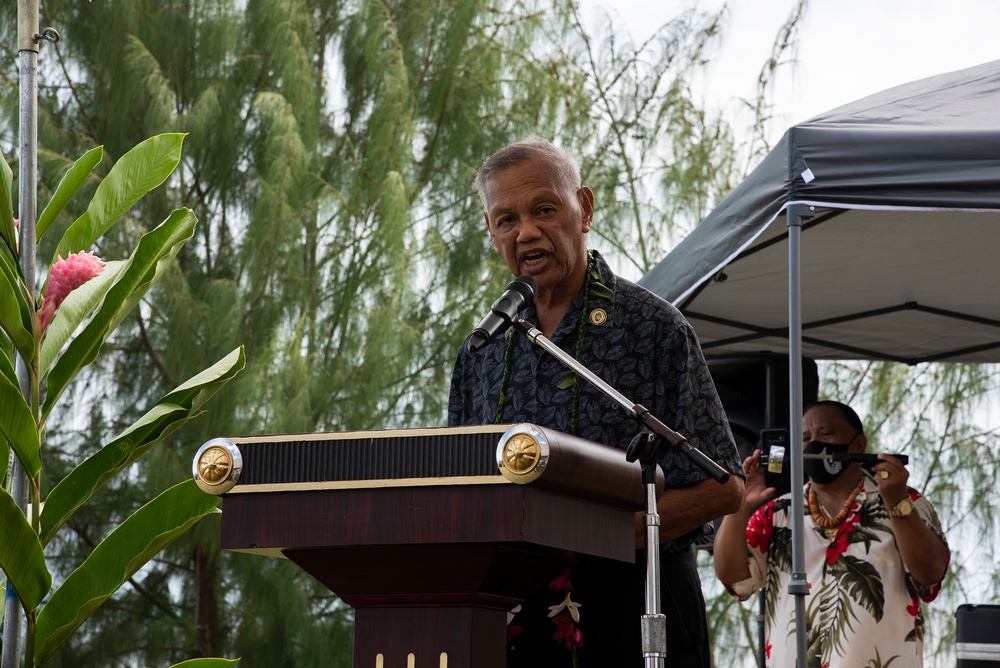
[0,133,242,668]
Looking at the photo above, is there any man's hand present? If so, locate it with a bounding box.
[741,449,777,512]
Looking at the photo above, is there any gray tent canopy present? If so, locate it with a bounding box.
[640,59,1000,365]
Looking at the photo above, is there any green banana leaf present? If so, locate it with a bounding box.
[36,146,104,242]
[1,337,18,386]
[170,660,241,668]
[39,260,124,375]
[1,436,8,483]
[0,339,14,482]
[0,357,40,477]
[0,247,35,364]
[41,208,197,421]
[34,479,220,666]
[0,489,52,612]
[0,148,14,253]
[51,134,184,265]
[40,347,245,545]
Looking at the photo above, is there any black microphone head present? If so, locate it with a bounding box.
[494,276,536,316]
[466,276,538,353]
[508,275,537,300]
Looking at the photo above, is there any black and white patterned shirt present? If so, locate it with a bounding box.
[448,250,743,550]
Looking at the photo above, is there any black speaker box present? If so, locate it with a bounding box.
[694,354,818,551]
[707,353,819,460]
[957,604,1000,667]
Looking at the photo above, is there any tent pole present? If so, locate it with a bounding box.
[787,204,814,667]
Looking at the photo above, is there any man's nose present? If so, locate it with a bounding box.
[515,217,542,242]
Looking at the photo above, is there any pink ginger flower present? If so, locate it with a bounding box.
[38,251,106,332]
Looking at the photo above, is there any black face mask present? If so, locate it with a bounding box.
[804,437,855,484]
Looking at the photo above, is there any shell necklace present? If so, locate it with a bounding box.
[808,477,864,539]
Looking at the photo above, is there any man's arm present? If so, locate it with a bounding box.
[711,504,755,586]
[871,454,950,587]
[634,473,744,548]
[712,450,774,586]
[889,505,950,586]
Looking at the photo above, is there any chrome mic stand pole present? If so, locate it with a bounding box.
[638,445,667,667]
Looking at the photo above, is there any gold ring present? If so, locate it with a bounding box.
[880,470,889,480]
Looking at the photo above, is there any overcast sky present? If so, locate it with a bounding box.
[581,0,999,145]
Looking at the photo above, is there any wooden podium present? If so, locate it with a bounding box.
[193,424,662,667]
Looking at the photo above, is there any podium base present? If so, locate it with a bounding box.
[354,606,506,668]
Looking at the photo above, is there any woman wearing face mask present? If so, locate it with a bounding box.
[712,400,951,668]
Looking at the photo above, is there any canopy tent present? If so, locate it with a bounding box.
[638,59,1000,667]
[640,59,1000,364]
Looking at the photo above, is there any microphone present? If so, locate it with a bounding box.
[467,276,537,352]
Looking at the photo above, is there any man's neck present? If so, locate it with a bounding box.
[534,271,588,339]
[813,467,865,502]
[534,296,573,339]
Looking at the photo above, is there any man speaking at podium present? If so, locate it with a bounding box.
[448,139,745,667]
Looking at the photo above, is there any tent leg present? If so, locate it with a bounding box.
[787,204,815,667]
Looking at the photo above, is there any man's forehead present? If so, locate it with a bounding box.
[805,406,849,428]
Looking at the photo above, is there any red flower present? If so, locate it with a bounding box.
[549,568,575,594]
[551,610,584,650]
[547,569,583,655]
[907,598,920,617]
[747,501,776,553]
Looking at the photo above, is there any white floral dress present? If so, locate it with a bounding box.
[726,476,949,668]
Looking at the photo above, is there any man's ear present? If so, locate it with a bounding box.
[853,434,869,453]
[485,212,500,254]
[578,186,595,233]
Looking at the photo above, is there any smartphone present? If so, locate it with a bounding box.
[759,428,795,497]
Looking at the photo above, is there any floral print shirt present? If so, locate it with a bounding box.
[726,476,950,668]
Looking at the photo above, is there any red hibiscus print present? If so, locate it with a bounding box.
[747,501,776,553]
[825,503,862,566]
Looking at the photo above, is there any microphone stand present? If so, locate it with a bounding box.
[510,318,730,668]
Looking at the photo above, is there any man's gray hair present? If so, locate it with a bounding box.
[473,139,581,205]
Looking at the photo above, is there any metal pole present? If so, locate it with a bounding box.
[757,592,766,668]
[641,470,666,668]
[786,204,813,667]
[4,2,40,667]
